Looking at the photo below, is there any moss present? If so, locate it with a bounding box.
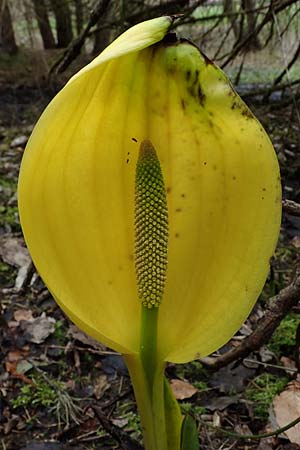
[268,312,300,356]
[193,380,208,390]
[245,373,288,419]
[180,402,206,416]
[52,320,67,344]
[0,175,17,190]
[0,205,20,231]
[176,361,208,381]
[117,400,142,440]
[0,261,16,286]
[12,375,58,409]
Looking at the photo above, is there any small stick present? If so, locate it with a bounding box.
[282,199,300,216]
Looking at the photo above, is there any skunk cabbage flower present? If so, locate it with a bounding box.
[18,16,281,450]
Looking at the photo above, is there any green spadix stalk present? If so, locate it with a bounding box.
[18,16,281,450]
[127,139,175,450]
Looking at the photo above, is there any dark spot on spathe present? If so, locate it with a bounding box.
[132,137,138,142]
[197,85,206,105]
[181,193,186,198]
[242,108,254,119]
[126,158,129,163]
[175,208,182,212]
[181,98,186,110]
[194,70,199,85]
[166,187,171,194]
[175,232,180,238]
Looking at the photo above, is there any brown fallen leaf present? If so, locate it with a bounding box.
[170,379,198,400]
[14,308,34,322]
[291,236,300,248]
[270,380,300,444]
[68,324,106,351]
[5,361,34,385]
[7,349,28,362]
[0,236,31,267]
[0,235,33,290]
[93,374,111,400]
[21,313,56,344]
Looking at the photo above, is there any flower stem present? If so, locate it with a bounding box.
[125,306,170,450]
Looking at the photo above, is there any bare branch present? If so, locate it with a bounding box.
[221,0,300,68]
[283,199,300,217]
[49,0,110,76]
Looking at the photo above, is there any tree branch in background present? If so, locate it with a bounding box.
[282,199,300,217]
[221,0,300,68]
[241,78,300,100]
[49,0,199,77]
[201,275,300,371]
[49,0,110,77]
[272,40,300,87]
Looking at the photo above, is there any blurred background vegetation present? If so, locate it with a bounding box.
[0,0,300,91]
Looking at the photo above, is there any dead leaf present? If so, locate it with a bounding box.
[10,135,28,148]
[14,309,34,322]
[93,374,110,400]
[0,235,31,268]
[111,418,129,428]
[210,362,255,393]
[259,346,276,363]
[170,379,198,400]
[22,313,56,344]
[291,236,300,248]
[5,361,33,385]
[202,395,240,412]
[68,324,106,351]
[270,380,300,444]
[16,359,33,374]
[281,356,297,371]
[0,235,33,290]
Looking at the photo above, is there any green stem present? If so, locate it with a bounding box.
[140,307,159,387]
[140,306,169,450]
[124,306,169,450]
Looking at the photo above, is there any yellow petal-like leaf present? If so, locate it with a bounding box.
[18,18,281,362]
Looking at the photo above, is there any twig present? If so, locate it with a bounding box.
[241,78,300,99]
[221,0,299,68]
[282,199,300,217]
[201,275,300,371]
[272,37,300,87]
[200,413,300,440]
[243,358,297,373]
[92,405,143,450]
[49,0,110,76]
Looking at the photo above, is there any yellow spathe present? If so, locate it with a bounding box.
[18,17,281,363]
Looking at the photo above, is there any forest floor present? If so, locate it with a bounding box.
[0,53,300,450]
